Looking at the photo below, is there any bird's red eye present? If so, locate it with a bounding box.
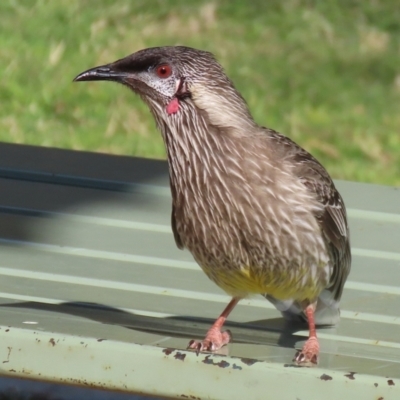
[156,64,172,78]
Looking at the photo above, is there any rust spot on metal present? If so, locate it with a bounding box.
[241,357,258,366]
[344,372,356,380]
[97,338,106,342]
[2,347,11,364]
[49,338,56,347]
[320,374,333,381]
[202,355,214,365]
[174,352,186,361]
[201,355,232,369]
[378,397,383,400]
[374,383,378,387]
[163,348,175,356]
[283,363,301,368]
[233,363,242,370]
[216,360,230,368]
[388,379,395,386]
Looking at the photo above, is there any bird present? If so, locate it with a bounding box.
[74,46,351,366]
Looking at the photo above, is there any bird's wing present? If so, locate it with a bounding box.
[171,205,184,250]
[267,129,351,301]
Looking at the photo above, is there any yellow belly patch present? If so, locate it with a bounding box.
[212,265,320,301]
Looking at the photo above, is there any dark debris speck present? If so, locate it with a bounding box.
[388,379,395,386]
[163,348,175,356]
[174,352,186,361]
[344,372,356,380]
[320,374,333,381]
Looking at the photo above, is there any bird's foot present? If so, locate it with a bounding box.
[293,336,319,367]
[187,327,232,355]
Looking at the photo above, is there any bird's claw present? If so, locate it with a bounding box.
[187,329,232,355]
[293,336,319,366]
[187,339,212,355]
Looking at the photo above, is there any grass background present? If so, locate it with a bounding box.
[1,0,399,185]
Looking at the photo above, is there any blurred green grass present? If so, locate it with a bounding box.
[1,0,399,185]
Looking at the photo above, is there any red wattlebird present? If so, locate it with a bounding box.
[74,46,351,366]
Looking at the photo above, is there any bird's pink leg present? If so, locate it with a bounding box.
[294,303,320,366]
[188,297,240,355]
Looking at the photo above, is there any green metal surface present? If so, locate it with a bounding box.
[0,143,399,398]
[0,326,398,400]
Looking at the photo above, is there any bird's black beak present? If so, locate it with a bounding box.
[73,64,127,83]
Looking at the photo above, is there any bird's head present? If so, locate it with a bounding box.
[74,46,255,131]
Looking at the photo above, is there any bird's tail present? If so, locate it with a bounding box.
[265,289,341,326]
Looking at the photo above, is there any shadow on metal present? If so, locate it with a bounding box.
[0,300,317,351]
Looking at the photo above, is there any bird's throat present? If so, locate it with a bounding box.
[166,98,180,115]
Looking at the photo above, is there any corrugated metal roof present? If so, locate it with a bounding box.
[0,143,399,399]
